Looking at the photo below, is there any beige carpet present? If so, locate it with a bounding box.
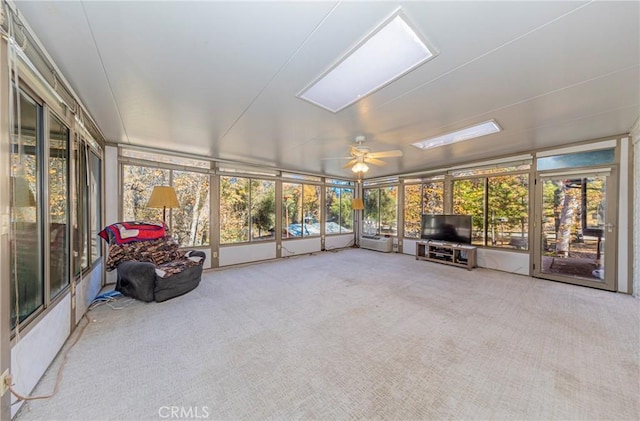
[15,249,640,420]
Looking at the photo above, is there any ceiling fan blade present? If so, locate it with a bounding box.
[321,156,353,161]
[343,159,357,169]
[364,157,387,166]
[350,146,367,156]
[367,150,403,159]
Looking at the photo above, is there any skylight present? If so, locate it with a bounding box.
[412,120,502,150]
[298,13,436,113]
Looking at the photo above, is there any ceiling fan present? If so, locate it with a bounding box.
[337,136,403,173]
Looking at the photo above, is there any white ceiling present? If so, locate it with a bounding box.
[14,0,640,178]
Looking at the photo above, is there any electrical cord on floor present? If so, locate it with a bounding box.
[88,291,134,311]
[281,244,296,257]
[7,313,92,403]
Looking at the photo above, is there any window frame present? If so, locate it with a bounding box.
[363,184,399,237]
[451,167,531,250]
[120,159,212,248]
[325,185,355,235]
[282,181,322,239]
[403,180,445,239]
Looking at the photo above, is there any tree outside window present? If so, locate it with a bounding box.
[220,176,249,243]
[123,165,211,247]
[364,186,398,236]
[251,179,275,241]
[453,178,485,246]
[326,187,353,234]
[453,173,529,249]
[404,182,444,239]
[172,171,210,247]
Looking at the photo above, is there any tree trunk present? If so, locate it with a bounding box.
[556,182,577,257]
[189,178,203,245]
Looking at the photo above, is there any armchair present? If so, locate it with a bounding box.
[101,222,206,302]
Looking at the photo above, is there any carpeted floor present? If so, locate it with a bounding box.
[15,249,640,420]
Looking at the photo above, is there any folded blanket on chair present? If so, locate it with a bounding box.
[98,221,166,244]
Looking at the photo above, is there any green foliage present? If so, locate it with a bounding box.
[326,187,353,232]
[452,174,529,247]
[220,176,249,243]
[251,180,275,240]
[364,187,398,235]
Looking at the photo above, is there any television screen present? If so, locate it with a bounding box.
[421,214,472,244]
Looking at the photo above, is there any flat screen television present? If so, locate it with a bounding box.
[421,214,472,244]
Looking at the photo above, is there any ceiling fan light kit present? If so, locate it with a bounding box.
[330,135,403,175]
[352,161,369,173]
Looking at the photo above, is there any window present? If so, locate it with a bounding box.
[11,91,43,326]
[250,179,275,241]
[537,149,614,171]
[74,141,102,276]
[89,151,102,260]
[220,176,249,243]
[122,163,210,247]
[172,171,210,247]
[487,175,529,248]
[453,179,485,246]
[48,114,70,298]
[121,149,209,169]
[282,182,320,238]
[403,181,444,238]
[453,173,529,249]
[122,165,169,222]
[220,176,275,244]
[74,141,88,274]
[326,186,354,234]
[363,186,398,236]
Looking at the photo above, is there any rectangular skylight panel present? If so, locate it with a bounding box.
[298,14,435,113]
[412,120,502,150]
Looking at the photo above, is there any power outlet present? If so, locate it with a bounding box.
[0,369,9,396]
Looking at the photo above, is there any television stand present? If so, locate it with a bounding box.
[416,241,477,270]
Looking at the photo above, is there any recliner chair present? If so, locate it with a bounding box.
[101,222,206,302]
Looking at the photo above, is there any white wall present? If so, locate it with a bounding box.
[325,234,353,250]
[477,248,529,276]
[217,237,327,268]
[195,248,212,270]
[11,295,71,417]
[402,239,421,257]
[75,262,103,322]
[219,242,277,267]
[281,237,322,256]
